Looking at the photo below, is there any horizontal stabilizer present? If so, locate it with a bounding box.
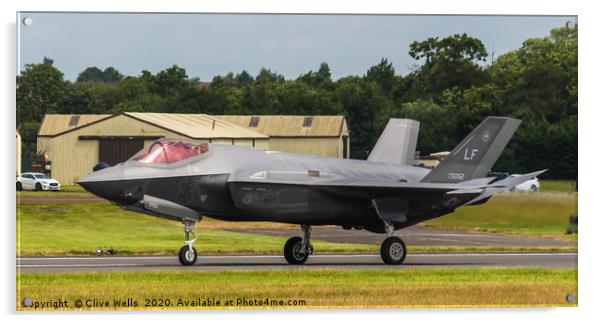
[463,170,547,205]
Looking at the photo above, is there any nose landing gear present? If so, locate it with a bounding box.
[284,224,313,265]
[178,218,199,266]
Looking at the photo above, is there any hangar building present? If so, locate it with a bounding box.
[37,113,349,185]
[216,115,349,159]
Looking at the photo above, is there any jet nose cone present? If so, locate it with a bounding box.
[78,164,128,203]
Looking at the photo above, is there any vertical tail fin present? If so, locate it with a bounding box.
[421,117,521,183]
[368,119,420,165]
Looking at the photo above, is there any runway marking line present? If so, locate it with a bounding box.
[18,264,147,268]
[16,252,578,267]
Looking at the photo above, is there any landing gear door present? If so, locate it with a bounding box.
[372,198,410,224]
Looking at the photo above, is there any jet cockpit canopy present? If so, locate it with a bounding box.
[129,138,209,165]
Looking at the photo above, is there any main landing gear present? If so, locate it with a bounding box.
[284,224,313,265]
[178,218,199,266]
[282,222,407,266]
[380,220,407,265]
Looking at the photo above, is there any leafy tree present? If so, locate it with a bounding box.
[236,70,254,87]
[298,62,333,89]
[76,67,103,83]
[102,67,124,83]
[404,33,489,100]
[507,114,577,179]
[204,87,248,115]
[274,81,340,115]
[256,68,285,83]
[18,121,41,155]
[77,82,118,113]
[491,25,577,123]
[399,99,456,155]
[17,57,70,124]
[246,80,278,114]
[366,58,396,95]
[151,65,197,97]
[61,83,91,114]
[108,76,163,113]
[335,77,393,158]
[76,66,124,83]
[211,72,239,89]
[409,33,487,63]
[440,84,499,141]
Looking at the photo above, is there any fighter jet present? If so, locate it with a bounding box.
[78,116,545,266]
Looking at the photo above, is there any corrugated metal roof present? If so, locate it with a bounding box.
[38,114,113,136]
[123,113,268,139]
[38,113,346,139]
[215,115,347,137]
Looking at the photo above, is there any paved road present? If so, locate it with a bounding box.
[226,226,574,246]
[17,253,577,273]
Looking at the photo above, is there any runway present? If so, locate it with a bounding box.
[17,252,577,273]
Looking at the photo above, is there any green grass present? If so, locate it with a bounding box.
[539,180,577,193]
[16,191,578,256]
[17,268,577,309]
[16,201,379,256]
[422,192,578,241]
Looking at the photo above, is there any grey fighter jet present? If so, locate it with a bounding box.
[78,116,545,266]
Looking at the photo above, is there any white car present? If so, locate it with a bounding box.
[509,174,540,192]
[16,172,61,191]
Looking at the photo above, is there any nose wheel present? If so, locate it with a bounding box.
[178,218,199,266]
[178,245,197,266]
[284,224,313,264]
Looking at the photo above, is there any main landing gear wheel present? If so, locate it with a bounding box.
[284,237,308,264]
[380,236,407,265]
[284,225,313,265]
[178,218,200,266]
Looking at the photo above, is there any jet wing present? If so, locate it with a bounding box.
[230,169,496,192]
[230,168,544,199]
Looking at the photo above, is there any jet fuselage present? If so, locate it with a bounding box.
[79,143,450,233]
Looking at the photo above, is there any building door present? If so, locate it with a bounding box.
[99,139,144,166]
[343,136,349,159]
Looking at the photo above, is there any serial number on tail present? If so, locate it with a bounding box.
[448,173,465,180]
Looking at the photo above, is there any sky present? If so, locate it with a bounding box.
[17,13,576,82]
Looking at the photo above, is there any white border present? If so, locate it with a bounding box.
[2,1,598,323]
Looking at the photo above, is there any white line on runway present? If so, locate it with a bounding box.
[16,252,577,262]
[18,264,147,268]
[404,233,502,238]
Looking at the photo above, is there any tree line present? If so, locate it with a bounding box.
[16,26,577,179]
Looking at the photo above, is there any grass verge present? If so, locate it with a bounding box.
[17,200,576,256]
[421,193,578,241]
[15,201,376,255]
[539,180,577,193]
[16,268,577,310]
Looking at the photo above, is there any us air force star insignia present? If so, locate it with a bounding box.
[482,130,491,142]
[242,191,253,204]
